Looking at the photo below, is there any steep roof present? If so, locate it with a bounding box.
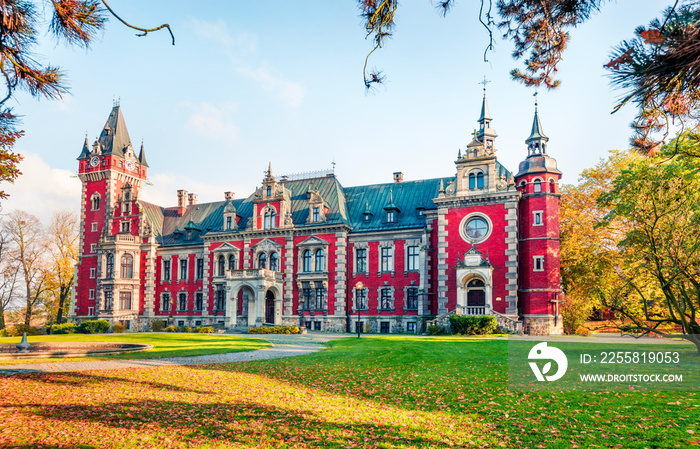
[98,105,132,157]
[526,110,548,143]
[77,135,90,160]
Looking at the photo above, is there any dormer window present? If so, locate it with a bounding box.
[226,216,232,230]
[313,207,319,222]
[186,230,192,240]
[267,186,272,196]
[387,211,395,223]
[364,214,371,222]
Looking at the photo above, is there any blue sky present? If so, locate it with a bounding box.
[3,1,670,222]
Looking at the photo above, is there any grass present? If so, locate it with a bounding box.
[0,337,697,448]
[0,333,270,365]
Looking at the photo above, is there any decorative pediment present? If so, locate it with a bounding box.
[298,235,329,247]
[252,238,283,252]
[213,242,239,253]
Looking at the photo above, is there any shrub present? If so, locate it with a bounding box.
[195,326,214,333]
[150,320,166,332]
[164,325,177,333]
[427,324,446,335]
[575,326,591,336]
[47,323,78,334]
[77,320,110,334]
[7,324,42,337]
[111,322,125,333]
[176,325,191,333]
[562,293,595,335]
[449,315,497,335]
[0,328,8,337]
[248,325,300,334]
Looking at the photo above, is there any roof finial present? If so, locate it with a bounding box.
[479,75,490,95]
[533,91,538,112]
[331,158,336,173]
[267,161,272,177]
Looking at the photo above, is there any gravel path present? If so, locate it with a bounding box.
[0,334,340,376]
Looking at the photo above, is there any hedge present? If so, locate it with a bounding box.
[47,323,78,334]
[6,324,43,337]
[77,320,110,334]
[449,315,497,335]
[248,325,300,334]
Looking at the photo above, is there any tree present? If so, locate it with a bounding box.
[44,210,78,326]
[0,219,21,330]
[598,133,700,354]
[359,1,696,151]
[559,148,639,333]
[4,210,48,326]
[0,0,173,199]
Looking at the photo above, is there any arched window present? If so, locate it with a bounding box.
[263,211,270,230]
[218,256,225,276]
[270,252,278,271]
[549,179,556,193]
[469,173,475,190]
[534,179,542,193]
[120,254,133,279]
[259,253,267,269]
[270,210,276,229]
[105,253,114,278]
[91,194,100,211]
[303,250,311,272]
[315,249,324,272]
[228,254,236,271]
[476,172,484,189]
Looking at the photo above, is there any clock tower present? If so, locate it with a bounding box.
[74,103,149,321]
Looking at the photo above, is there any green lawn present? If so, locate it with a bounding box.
[0,337,697,448]
[0,333,270,365]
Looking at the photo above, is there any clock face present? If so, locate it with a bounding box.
[89,156,99,167]
[125,160,135,171]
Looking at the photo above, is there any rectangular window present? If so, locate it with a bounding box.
[90,268,95,278]
[406,287,418,310]
[407,322,416,333]
[407,246,419,271]
[162,293,171,312]
[314,321,321,331]
[356,288,366,310]
[88,306,94,315]
[380,288,392,310]
[163,260,171,281]
[178,320,184,327]
[89,289,95,299]
[355,321,363,333]
[305,321,312,330]
[380,322,390,333]
[356,248,367,273]
[178,292,187,311]
[315,282,326,310]
[533,211,543,226]
[121,221,130,233]
[91,222,98,232]
[195,292,203,311]
[90,243,96,253]
[196,258,204,279]
[381,247,394,272]
[180,258,188,281]
[302,282,313,309]
[215,287,225,310]
[195,320,202,326]
[226,216,232,230]
[104,291,113,309]
[534,256,544,272]
[386,211,395,223]
[313,207,319,222]
[119,291,132,310]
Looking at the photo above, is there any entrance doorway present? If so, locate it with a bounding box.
[466,279,486,307]
[265,290,275,324]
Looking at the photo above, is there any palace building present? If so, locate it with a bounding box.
[71,94,563,335]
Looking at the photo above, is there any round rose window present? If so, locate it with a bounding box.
[464,217,489,240]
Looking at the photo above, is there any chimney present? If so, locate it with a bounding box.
[224,191,234,201]
[188,193,198,206]
[393,172,404,183]
[177,189,187,215]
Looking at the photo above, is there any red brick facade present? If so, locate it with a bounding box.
[72,98,563,335]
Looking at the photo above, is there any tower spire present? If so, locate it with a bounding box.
[476,78,497,149]
[138,140,149,167]
[526,95,549,157]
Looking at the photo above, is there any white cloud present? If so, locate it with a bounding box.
[238,65,306,109]
[1,153,81,223]
[185,102,239,142]
[190,19,258,56]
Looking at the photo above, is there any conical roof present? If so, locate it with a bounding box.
[97,105,132,157]
[138,141,149,167]
[77,135,90,160]
[478,94,492,122]
[526,110,548,143]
